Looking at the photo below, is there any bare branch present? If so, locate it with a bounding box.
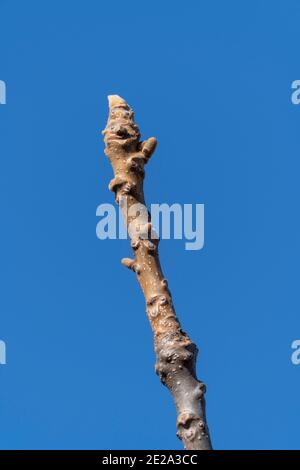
[102,95,212,450]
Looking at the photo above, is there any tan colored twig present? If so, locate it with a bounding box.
[102,95,212,450]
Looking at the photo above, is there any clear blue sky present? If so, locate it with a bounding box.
[0,0,299,450]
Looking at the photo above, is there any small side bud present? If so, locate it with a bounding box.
[121,258,141,275]
[121,258,135,270]
[141,137,157,159]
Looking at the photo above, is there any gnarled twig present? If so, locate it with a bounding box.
[102,95,212,450]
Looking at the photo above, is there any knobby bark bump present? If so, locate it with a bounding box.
[102,95,212,450]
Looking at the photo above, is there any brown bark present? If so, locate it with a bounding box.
[102,95,212,450]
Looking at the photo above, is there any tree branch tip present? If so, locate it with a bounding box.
[103,95,212,451]
[108,95,126,109]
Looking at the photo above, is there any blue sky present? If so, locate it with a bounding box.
[0,0,299,450]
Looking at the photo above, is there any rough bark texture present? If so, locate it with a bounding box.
[102,95,212,450]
